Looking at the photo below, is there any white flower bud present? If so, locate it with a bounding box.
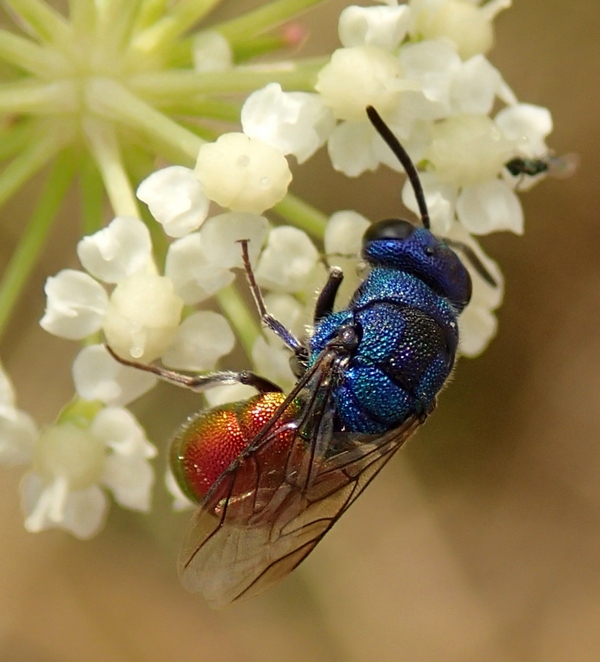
[192,31,233,72]
[195,132,292,214]
[255,226,319,293]
[411,0,498,60]
[162,311,235,371]
[316,46,407,122]
[338,4,411,50]
[102,274,183,362]
[241,83,335,164]
[77,217,154,283]
[137,166,209,238]
[40,269,109,340]
[426,114,514,186]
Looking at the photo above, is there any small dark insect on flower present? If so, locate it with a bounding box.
[109,107,497,608]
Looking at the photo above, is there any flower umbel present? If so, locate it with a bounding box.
[0,0,567,539]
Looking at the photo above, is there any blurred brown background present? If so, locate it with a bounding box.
[1,0,599,660]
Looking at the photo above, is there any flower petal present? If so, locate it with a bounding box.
[102,454,154,511]
[40,269,108,340]
[401,172,457,235]
[162,311,235,371]
[252,336,295,393]
[325,210,370,256]
[21,473,108,539]
[165,468,195,512]
[199,212,269,270]
[90,407,156,458]
[137,166,209,238]
[0,361,16,407]
[338,4,411,50]
[457,179,524,235]
[242,83,334,163]
[255,226,319,293]
[495,103,553,158]
[77,217,154,283]
[328,120,380,176]
[0,404,37,465]
[72,344,157,407]
[165,232,234,305]
[450,55,502,115]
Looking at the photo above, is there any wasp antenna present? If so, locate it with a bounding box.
[366,105,430,230]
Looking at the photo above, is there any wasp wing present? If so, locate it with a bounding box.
[178,345,426,607]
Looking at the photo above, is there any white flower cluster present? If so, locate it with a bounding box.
[0,359,156,538]
[1,1,558,534]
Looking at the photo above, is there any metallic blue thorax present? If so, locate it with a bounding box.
[309,223,471,435]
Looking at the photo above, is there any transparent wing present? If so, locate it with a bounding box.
[178,348,427,608]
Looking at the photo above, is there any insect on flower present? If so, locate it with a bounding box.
[505,153,579,185]
[109,107,497,608]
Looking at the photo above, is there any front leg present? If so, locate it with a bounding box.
[106,346,283,393]
[314,266,344,323]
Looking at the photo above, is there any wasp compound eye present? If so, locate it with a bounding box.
[363,219,415,244]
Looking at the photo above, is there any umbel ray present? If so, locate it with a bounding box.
[108,106,496,608]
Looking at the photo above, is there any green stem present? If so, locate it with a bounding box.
[133,0,170,33]
[130,59,324,97]
[4,0,71,46]
[68,0,97,37]
[154,96,241,123]
[0,149,77,340]
[0,126,68,208]
[83,118,140,218]
[0,29,68,78]
[86,77,204,165]
[0,119,36,162]
[79,154,106,235]
[273,192,327,240]
[216,285,260,358]
[0,80,77,114]
[216,0,323,43]
[96,0,145,58]
[132,0,224,56]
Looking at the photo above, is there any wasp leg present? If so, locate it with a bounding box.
[238,239,304,354]
[106,345,283,393]
[314,267,344,323]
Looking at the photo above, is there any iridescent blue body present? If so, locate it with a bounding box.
[310,221,472,435]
